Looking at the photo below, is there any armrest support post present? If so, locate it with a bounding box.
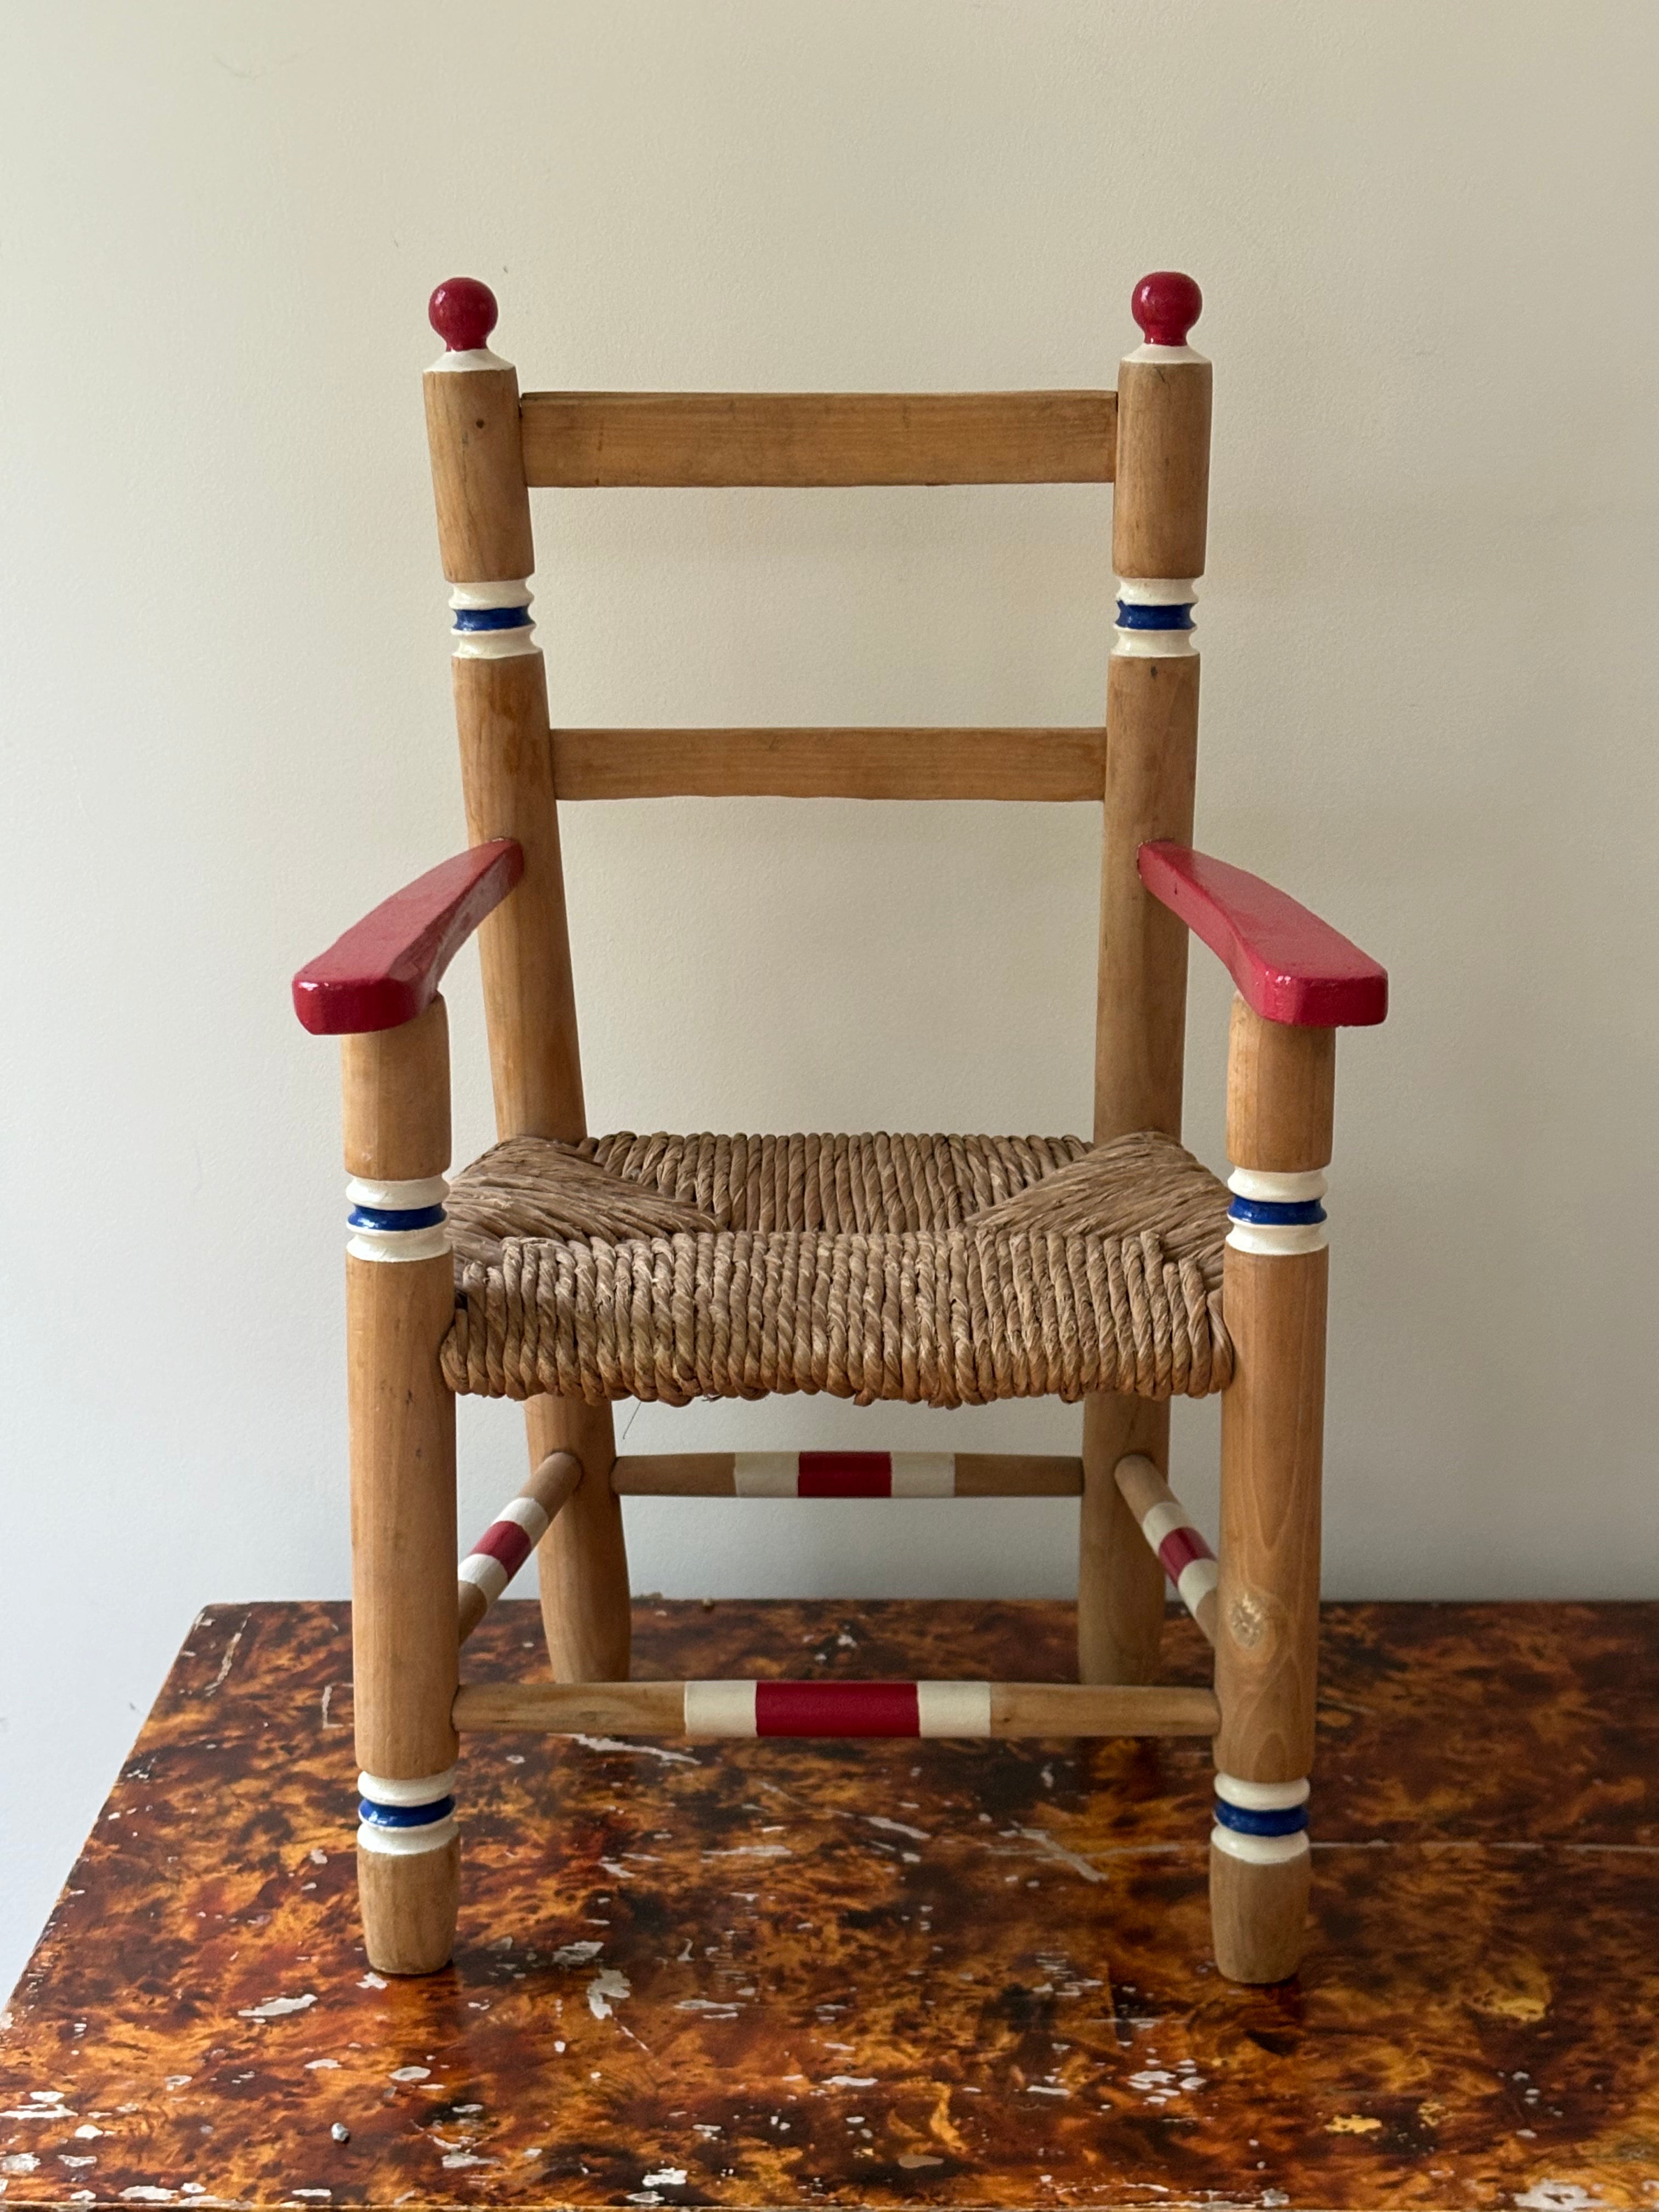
[340,995,461,1975]
[1211,993,1333,1983]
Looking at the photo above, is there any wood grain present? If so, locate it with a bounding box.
[988,1681,1219,1737]
[453,655,587,1144]
[453,1678,686,1733]
[1111,354,1212,580]
[342,1000,459,1974]
[346,1245,459,1782]
[1213,1244,1328,1981]
[428,350,636,1689]
[529,1396,631,1681]
[356,1833,462,1980]
[1226,994,1337,1172]
[1215,1246,1329,1785]
[423,365,535,583]
[1208,1840,1311,1991]
[340,996,451,1181]
[1078,326,1212,1697]
[550,725,1108,802]
[519,389,1117,488]
[1077,1395,1170,1684]
[1081,653,1201,1688]
[1092,625,1201,1146]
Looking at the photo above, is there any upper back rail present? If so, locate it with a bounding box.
[518,389,1116,488]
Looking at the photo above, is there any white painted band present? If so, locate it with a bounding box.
[452,628,540,662]
[733,1453,795,1497]
[495,1495,552,1543]
[1116,578,1199,607]
[346,1175,449,1211]
[1176,1557,1218,1617]
[1111,629,1196,659]
[1210,1824,1309,1867]
[916,1680,992,1737]
[448,581,533,611]
[358,1767,458,1807]
[1126,342,1207,366]
[893,1454,955,1497]
[1226,1220,1329,1257]
[358,1815,459,1858]
[1140,1499,1187,1551]
[427,347,510,374]
[1215,1773,1311,1812]
[458,1554,509,1601]
[347,1224,452,1263]
[684,1680,758,1736]
[1227,1167,1328,1204]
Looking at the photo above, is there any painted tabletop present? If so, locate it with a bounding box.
[3,1598,1657,2210]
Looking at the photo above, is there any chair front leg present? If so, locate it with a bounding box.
[1211,997,1333,1983]
[342,997,461,1974]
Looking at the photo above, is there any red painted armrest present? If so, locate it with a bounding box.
[1138,842,1387,1028]
[292,840,523,1036]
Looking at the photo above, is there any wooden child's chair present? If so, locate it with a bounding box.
[293,269,1387,1987]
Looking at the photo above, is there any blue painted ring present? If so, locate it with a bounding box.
[358,1795,456,1830]
[1228,1196,1327,1227]
[453,605,533,632]
[1115,601,1194,630]
[347,1203,447,1232]
[1214,1797,1309,1838]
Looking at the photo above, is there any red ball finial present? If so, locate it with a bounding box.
[428,277,499,353]
[1131,271,1202,348]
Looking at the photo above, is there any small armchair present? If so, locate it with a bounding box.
[295,270,1387,1986]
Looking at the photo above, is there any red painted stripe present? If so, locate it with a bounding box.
[797,1451,893,1498]
[1138,843,1387,1029]
[471,1519,534,1577]
[754,1681,920,1736]
[1156,1525,1214,1584]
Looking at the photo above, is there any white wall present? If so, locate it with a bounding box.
[3,0,1655,1993]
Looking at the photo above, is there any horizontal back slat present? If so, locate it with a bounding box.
[520,391,1116,488]
[550,726,1108,802]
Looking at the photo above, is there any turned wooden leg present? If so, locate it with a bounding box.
[342,998,460,1974]
[528,1396,631,1682]
[1211,998,1333,1984]
[1078,1396,1168,1683]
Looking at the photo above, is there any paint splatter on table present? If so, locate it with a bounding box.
[3,1599,1657,2209]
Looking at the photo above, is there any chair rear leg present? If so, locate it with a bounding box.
[527,1397,631,1681]
[343,1001,461,1974]
[1078,1395,1167,1683]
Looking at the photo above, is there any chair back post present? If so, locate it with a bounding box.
[423,279,631,1684]
[422,279,584,1143]
[1094,269,1212,1144]
[1078,273,1214,1689]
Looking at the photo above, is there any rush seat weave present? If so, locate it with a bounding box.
[441,1129,1232,1408]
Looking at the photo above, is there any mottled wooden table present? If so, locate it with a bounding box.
[3,1600,1657,2210]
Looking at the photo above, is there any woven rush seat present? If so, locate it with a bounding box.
[441,1129,1232,1408]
